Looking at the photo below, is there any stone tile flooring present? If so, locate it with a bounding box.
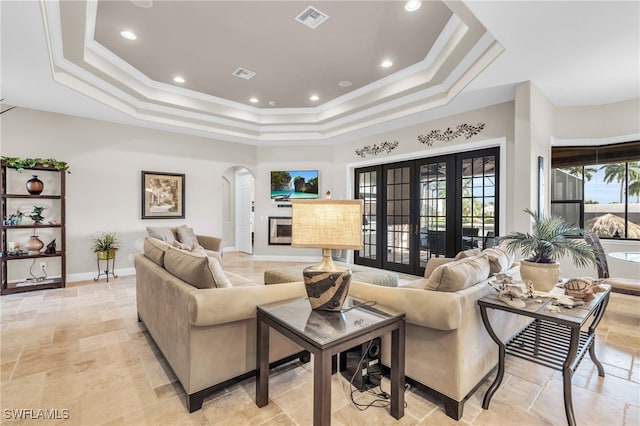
[1,252,638,425]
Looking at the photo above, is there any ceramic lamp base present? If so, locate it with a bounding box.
[303,266,352,311]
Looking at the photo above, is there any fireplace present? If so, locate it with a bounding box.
[268,217,292,245]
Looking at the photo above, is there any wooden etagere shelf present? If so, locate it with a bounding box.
[1,160,66,295]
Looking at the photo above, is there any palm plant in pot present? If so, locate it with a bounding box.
[499,209,597,292]
[92,232,119,260]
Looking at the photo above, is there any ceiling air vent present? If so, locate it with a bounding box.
[295,6,329,29]
[232,67,256,80]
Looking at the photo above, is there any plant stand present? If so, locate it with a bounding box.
[94,253,118,283]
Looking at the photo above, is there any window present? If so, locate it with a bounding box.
[354,147,499,276]
[551,141,640,240]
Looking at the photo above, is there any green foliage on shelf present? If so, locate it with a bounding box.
[1,156,70,173]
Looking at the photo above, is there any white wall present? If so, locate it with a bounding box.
[554,98,640,140]
[1,108,256,280]
[513,81,555,226]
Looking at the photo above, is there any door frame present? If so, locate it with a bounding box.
[235,168,254,254]
[351,140,506,276]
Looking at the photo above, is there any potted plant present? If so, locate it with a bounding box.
[92,232,119,260]
[499,209,597,291]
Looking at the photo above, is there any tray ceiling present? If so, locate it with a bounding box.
[41,0,502,142]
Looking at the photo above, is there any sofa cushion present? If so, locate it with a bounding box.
[164,246,217,289]
[147,226,177,244]
[423,258,454,279]
[210,257,232,288]
[143,237,172,267]
[454,248,481,260]
[177,225,199,250]
[425,256,490,292]
[481,246,514,274]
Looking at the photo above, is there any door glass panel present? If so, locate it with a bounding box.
[461,154,496,250]
[358,170,377,260]
[387,166,411,265]
[419,161,447,266]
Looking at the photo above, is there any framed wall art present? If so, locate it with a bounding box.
[268,216,292,245]
[141,171,185,219]
[537,156,544,218]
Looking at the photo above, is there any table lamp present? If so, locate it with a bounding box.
[291,199,364,311]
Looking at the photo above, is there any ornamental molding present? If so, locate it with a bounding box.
[355,140,399,158]
[417,122,485,146]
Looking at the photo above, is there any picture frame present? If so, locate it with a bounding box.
[268,216,292,245]
[141,171,185,219]
[537,156,544,218]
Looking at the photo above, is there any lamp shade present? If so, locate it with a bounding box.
[291,199,363,250]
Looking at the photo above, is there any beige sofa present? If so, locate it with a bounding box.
[135,237,307,412]
[348,248,529,420]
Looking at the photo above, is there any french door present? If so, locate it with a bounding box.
[355,147,499,276]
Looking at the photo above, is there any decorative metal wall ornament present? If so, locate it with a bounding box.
[355,140,399,158]
[417,122,485,146]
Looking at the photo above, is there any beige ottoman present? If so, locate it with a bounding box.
[264,263,398,287]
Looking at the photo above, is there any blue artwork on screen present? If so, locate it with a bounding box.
[270,170,319,200]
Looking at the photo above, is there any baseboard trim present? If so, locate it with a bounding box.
[67,267,135,283]
[251,255,322,262]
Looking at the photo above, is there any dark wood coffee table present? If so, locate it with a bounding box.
[256,297,405,426]
[478,285,611,426]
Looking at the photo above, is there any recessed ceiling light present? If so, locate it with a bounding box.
[120,30,137,40]
[404,1,422,12]
[309,95,320,102]
[173,76,185,83]
[381,60,393,68]
[268,101,276,106]
[249,97,259,103]
[338,80,353,88]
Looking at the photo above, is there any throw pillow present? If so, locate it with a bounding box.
[143,237,172,267]
[164,246,217,289]
[147,226,176,244]
[209,257,232,288]
[424,256,490,292]
[172,240,191,251]
[454,248,481,260]
[177,225,199,250]
[481,246,514,274]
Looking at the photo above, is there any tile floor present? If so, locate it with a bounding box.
[1,252,638,425]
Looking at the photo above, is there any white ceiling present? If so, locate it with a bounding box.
[1,1,639,146]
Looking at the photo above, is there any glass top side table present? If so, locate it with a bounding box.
[478,285,611,426]
[256,297,405,426]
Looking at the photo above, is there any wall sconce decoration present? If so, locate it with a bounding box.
[417,122,485,146]
[355,140,399,158]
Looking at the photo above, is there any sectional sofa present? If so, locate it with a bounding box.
[136,228,527,419]
[135,236,307,411]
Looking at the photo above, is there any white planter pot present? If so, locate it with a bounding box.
[520,260,561,292]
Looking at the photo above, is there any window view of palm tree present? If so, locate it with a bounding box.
[552,159,640,239]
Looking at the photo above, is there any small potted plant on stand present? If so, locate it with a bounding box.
[92,232,119,260]
[500,209,597,292]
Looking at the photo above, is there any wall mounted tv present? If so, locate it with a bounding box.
[270,170,319,200]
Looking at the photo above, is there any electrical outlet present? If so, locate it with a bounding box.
[128,254,133,261]
[40,262,47,270]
